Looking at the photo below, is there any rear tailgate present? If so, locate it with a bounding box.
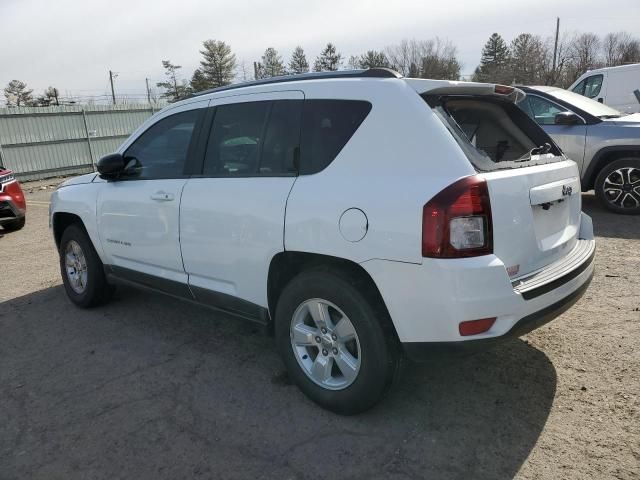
[480,160,582,278]
[421,87,585,278]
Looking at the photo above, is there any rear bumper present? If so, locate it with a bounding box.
[402,268,593,361]
[361,212,596,355]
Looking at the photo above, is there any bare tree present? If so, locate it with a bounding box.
[385,38,461,79]
[603,32,640,66]
[565,33,601,84]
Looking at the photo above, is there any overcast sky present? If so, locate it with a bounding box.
[1,0,639,103]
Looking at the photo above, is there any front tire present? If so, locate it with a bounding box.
[59,223,114,308]
[275,269,399,415]
[595,158,640,214]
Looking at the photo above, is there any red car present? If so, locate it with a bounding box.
[0,168,26,232]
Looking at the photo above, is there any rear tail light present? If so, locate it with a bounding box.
[494,85,515,95]
[422,176,493,258]
[459,317,496,336]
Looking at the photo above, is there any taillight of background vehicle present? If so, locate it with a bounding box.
[422,176,493,258]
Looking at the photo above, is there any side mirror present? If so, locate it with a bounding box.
[554,111,583,126]
[97,153,125,179]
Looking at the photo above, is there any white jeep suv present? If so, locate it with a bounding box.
[50,69,595,414]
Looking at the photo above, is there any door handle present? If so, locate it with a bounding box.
[150,191,174,201]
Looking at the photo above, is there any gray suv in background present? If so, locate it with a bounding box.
[518,86,640,214]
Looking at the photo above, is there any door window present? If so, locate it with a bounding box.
[525,96,565,126]
[583,75,604,98]
[203,100,303,176]
[124,109,199,179]
[572,74,603,98]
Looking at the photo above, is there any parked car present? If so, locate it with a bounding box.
[518,86,640,214]
[569,63,640,114]
[50,70,595,414]
[0,168,26,232]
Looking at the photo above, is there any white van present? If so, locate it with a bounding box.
[569,63,640,113]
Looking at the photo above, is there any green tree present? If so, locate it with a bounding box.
[190,68,209,92]
[258,47,286,78]
[289,46,309,74]
[509,33,546,84]
[474,33,511,83]
[156,60,189,102]
[4,80,33,107]
[199,40,237,88]
[313,43,342,71]
[353,50,390,69]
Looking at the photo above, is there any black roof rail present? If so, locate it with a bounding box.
[189,68,402,98]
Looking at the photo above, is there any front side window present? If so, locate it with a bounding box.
[572,79,586,95]
[525,95,565,126]
[299,100,372,175]
[124,109,199,179]
[583,74,604,98]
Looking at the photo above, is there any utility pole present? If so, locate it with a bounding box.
[109,70,116,105]
[552,17,560,74]
[253,61,259,80]
[145,78,151,104]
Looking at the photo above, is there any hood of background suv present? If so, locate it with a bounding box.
[605,113,640,126]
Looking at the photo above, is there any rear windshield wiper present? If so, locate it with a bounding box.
[514,143,552,162]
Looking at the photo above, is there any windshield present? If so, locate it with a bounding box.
[544,88,623,118]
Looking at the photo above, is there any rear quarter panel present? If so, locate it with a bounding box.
[284,79,475,264]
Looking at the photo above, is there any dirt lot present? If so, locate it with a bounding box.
[1,179,638,480]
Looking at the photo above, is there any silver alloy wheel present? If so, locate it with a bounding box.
[65,240,88,294]
[603,167,640,209]
[290,298,361,391]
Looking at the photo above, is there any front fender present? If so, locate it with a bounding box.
[51,183,104,261]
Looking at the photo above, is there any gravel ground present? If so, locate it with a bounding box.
[1,179,638,480]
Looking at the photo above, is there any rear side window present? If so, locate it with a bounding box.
[204,102,270,176]
[203,100,302,176]
[426,96,562,171]
[299,100,372,174]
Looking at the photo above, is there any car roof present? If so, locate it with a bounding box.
[190,68,402,98]
[583,63,640,74]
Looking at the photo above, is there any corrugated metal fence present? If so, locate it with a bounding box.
[0,104,162,181]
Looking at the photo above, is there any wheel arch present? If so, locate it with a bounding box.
[266,251,399,342]
[52,212,86,250]
[583,146,640,191]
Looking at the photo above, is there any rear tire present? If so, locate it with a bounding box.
[275,269,399,415]
[59,223,114,308]
[594,158,640,214]
[2,216,25,232]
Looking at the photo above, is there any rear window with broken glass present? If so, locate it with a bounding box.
[424,95,564,171]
